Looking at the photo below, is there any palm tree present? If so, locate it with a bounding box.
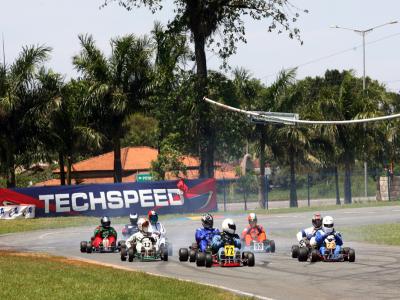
[73,34,153,183]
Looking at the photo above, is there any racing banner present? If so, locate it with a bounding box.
[0,178,217,218]
[0,205,35,219]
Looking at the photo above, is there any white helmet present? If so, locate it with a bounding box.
[137,217,149,233]
[222,218,236,234]
[322,216,334,234]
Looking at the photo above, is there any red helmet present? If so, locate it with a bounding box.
[148,210,158,224]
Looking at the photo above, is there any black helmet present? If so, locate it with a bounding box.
[201,213,213,229]
[101,216,111,228]
[129,213,138,225]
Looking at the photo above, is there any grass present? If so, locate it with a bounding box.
[341,223,400,246]
[0,251,249,300]
[1,200,399,236]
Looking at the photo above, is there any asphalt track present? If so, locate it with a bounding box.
[1,205,400,300]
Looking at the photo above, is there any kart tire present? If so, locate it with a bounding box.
[196,252,206,267]
[189,249,196,262]
[298,247,308,262]
[310,249,319,262]
[348,249,356,262]
[86,242,92,254]
[291,245,299,258]
[205,253,213,268]
[342,247,350,261]
[80,241,87,253]
[128,248,135,262]
[247,252,255,267]
[121,247,127,261]
[269,240,276,253]
[179,248,189,262]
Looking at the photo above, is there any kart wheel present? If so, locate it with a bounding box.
[241,252,249,266]
[86,242,92,254]
[247,252,255,267]
[298,247,308,262]
[269,240,276,253]
[128,248,135,262]
[179,248,189,262]
[196,252,206,267]
[121,247,127,261]
[291,245,299,258]
[205,253,213,268]
[189,249,196,262]
[80,241,87,253]
[342,247,350,261]
[162,247,169,261]
[348,249,356,262]
[310,249,319,262]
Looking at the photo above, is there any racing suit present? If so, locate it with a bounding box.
[296,226,319,247]
[122,223,138,239]
[315,229,343,258]
[126,231,158,253]
[212,232,241,259]
[149,221,166,248]
[241,225,267,246]
[195,227,220,252]
[92,226,117,248]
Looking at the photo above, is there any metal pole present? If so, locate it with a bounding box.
[387,168,391,201]
[265,175,269,210]
[362,32,369,199]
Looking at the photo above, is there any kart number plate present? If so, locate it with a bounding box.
[142,239,152,250]
[254,242,264,251]
[224,245,235,257]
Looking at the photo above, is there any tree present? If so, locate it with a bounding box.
[103,0,306,179]
[73,34,153,183]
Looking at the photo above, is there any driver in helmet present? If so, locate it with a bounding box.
[122,213,139,239]
[148,210,167,249]
[195,213,220,252]
[315,216,343,258]
[296,212,323,247]
[92,216,118,248]
[126,217,157,252]
[241,213,267,246]
[212,218,241,258]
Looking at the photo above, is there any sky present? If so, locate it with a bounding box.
[1,0,400,92]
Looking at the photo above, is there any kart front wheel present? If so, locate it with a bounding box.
[247,252,255,267]
[86,242,92,254]
[128,248,135,262]
[189,249,196,262]
[80,241,87,253]
[121,247,127,261]
[205,253,213,268]
[179,248,189,262]
[298,247,308,262]
[291,245,299,258]
[162,247,169,261]
[310,249,319,262]
[269,240,276,253]
[196,252,206,267]
[348,249,356,262]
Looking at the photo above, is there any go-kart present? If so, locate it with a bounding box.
[242,238,275,253]
[120,235,168,262]
[80,237,125,253]
[179,244,255,268]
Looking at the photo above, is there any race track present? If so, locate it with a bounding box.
[1,205,400,300]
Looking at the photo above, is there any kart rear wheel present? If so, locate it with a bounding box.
[205,253,213,268]
[342,247,350,261]
[189,249,196,262]
[179,248,189,262]
[298,247,308,262]
[247,252,255,267]
[86,242,92,254]
[196,252,206,267]
[128,248,135,262]
[242,252,249,266]
[80,241,87,253]
[310,249,319,262]
[121,247,127,261]
[348,249,356,262]
[291,245,299,258]
[269,240,276,253]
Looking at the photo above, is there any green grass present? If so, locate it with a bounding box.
[341,223,400,246]
[0,251,249,300]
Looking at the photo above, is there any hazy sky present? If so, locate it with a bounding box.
[1,0,400,92]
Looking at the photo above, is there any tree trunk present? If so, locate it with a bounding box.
[6,151,16,188]
[289,146,298,207]
[67,155,72,185]
[113,136,122,183]
[58,152,66,186]
[257,125,266,208]
[334,166,341,205]
[343,152,352,204]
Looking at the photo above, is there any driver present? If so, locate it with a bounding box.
[92,216,117,248]
[148,210,167,249]
[241,213,267,246]
[195,213,220,252]
[122,213,139,238]
[126,217,157,252]
[315,216,343,258]
[296,212,322,247]
[212,218,241,258]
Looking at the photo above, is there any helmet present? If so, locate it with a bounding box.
[312,212,322,229]
[137,217,149,233]
[101,216,111,228]
[322,216,334,234]
[248,213,257,227]
[129,213,138,225]
[222,218,236,235]
[201,213,213,229]
[148,210,158,225]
